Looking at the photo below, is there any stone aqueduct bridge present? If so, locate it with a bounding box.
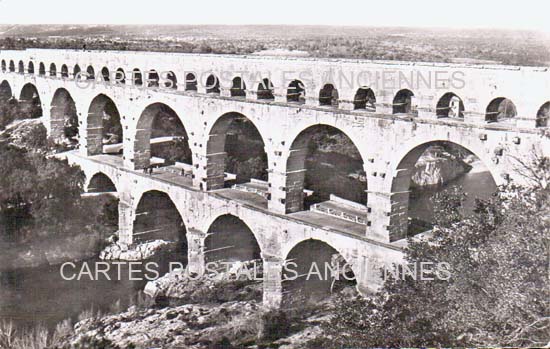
[1,48,549,306]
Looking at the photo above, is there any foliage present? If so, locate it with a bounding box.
[316,155,550,348]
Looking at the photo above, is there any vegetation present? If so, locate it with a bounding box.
[311,153,550,347]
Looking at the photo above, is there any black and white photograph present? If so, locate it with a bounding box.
[0,1,548,348]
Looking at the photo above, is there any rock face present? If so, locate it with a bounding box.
[411,148,472,187]
[99,240,173,261]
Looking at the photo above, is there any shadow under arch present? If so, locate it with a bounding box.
[284,124,367,213]
[50,88,78,144]
[390,140,498,240]
[19,83,43,119]
[205,112,268,190]
[133,102,192,170]
[133,190,188,258]
[282,238,356,308]
[86,94,123,156]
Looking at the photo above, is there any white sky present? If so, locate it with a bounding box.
[0,0,548,33]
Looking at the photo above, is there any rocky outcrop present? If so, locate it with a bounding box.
[411,149,472,187]
[99,240,173,261]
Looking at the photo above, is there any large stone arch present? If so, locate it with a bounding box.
[132,102,192,170]
[0,80,12,102]
[283,123,368,213]
[50,88,79,142]
[18,83,43,119]
[132,189,188,255]
[388,139,501,241]
[281,238,356,307]
[204,111,268,190]
[85,94,123,156]
[203,213,262,264]
[85,171,119,193]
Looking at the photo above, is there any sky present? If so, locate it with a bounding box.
[0,0,548,33]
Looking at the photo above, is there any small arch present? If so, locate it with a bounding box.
[287,80,306,103]
[100,67,110,82]
[61,64,69,78]
[49,63,57,77]
[436,92,464,118]
[257,78,274,100]
[353,87,376,111]
[1,60,6,72]
[165,71,177,89]
[73,64,81,78]
[132,68,143,86]
[9,60,15,72]
[536,102,550,127]
[282,239,355,307]
[393,89,415,114]
[319,84,338,107]
[147,70,159,87]
[133,190,187,256]
[204,214,262,264]
[86,66,95,80]
[205,74,220,94]
[18,83,42,119]
[230,77,246,97]
[185,73,197,91]
[38,63,45,75]
[18,61,24,74]
[27,61,34,74]
[115,68,125,84]
[87,172,117,193]
[485,97,517,123]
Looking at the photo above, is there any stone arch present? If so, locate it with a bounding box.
[100,67,110,82]
[287,79,305,103]
[393,89,414,114]
[205,74,220,94]
[133,190,188,255]
[284,124,367,213]
[319,83,338,107]
[115,68,125,84]
[353,87,376,111]
[257,78,274,100]
[9,60,15,72]
[49,63,57,77]
[282,238,356,307]
[436,92,464,118]
[86,94,123,155]
[485,97,517,123]
[38,62,45,75]
[27,61,34,74]
[86,172,118,193]
[73,64,81,78]
[205,112,268,190]
[61,64,69,78]
[230,76,246,97]
[18,83,42,119]
[1,60,5,72]
[165,71,177,89]
[86,65,95,80]
[204,214,262,264]
[147,70,159,87]
[132,68,143,86]
[18,60,24,74]
[50,88,78,143]
[0,80,13,102]
[185,73,197,91]
[133,102,192,169]
[536,101,550,127]
[389,140,499,240]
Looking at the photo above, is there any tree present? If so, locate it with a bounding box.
[314,155,550,348]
